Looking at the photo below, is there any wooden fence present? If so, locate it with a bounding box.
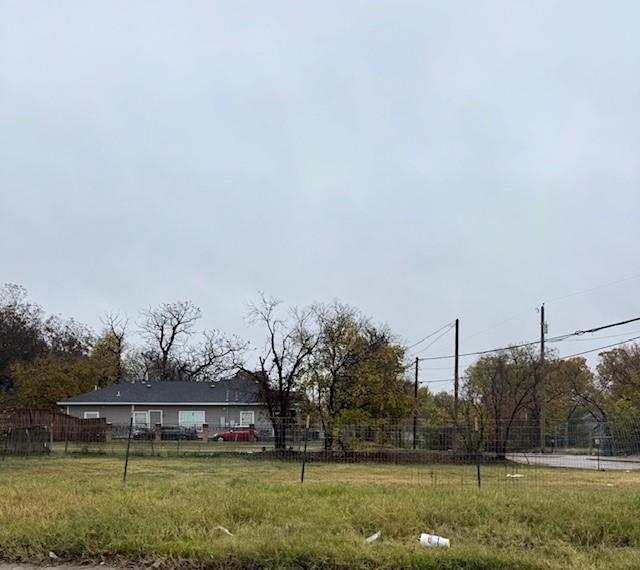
[0,409,107,442]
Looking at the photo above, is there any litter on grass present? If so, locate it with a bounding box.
[216,526,234,536]
[419,533,450,548]
[365,531,381,544]
[506,473,524,478]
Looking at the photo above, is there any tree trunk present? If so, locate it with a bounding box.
[272,417,288,453]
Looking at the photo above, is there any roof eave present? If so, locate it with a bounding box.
[57,401,264,406]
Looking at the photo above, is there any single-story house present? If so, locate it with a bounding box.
[57,371,272,433]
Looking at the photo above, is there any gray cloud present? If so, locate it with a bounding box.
[2,1,639,384]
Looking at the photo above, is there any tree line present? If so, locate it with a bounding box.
[1,283,638,452]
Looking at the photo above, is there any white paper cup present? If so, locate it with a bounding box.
[419,533,450,548]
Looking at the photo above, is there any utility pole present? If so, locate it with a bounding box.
[413,357,419,450]
[539,304,546,454]
[454,318,459,422]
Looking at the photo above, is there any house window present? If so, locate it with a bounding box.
[133,411,149,426]
[149,410,163,426]
[84,411,100,419]
[179,410,205,430]
[240,411,255,426]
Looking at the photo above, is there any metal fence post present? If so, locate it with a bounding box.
[123,417,133,483]
[301,415,310,483]
[1,428,9,461]
[64,419,69,454]
[475,416,481,488]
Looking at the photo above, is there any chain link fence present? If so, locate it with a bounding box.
[2,415,639,487]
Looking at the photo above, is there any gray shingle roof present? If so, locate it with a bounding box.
[58,372,261,405]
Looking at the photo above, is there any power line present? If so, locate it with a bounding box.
[406,322,454,350]
[418,378,455,385]
[411,323,455,357]
[464,307,535,342]
[414,337,640,389]
[417,336,560,361]
[574,316,640,335]
[561,329,640,342]
[546,272,640,304]
[463,272,640,342]
[558,335,640,360]
[416,316,640,362]
[403,325,455,370]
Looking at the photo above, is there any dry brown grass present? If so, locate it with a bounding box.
[0,455,639,569]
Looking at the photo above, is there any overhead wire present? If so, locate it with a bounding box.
[558,335,640,360]
[462,271,640,342]
[417,335,563,361]
[415,316,640,361]
[405,322,454,350]
[573,316,640,335]
[546,272,640,304]
[415,335,640,388]
[418,378,455,385]
[560,329,640,342]
[410,323,456,357]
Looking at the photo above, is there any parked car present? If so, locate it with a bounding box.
[211,427,260,442]
[160,426,199,441]
[132,426,152,440]
[132,425,199,441]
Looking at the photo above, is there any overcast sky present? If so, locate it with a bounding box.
[1,1,639,387]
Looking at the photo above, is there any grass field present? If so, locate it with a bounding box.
[0,455,639,569]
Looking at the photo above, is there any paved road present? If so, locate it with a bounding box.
[507,453,640,470]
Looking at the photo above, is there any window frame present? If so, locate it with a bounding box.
[83,411,100,419]
[133,411,149,426]
[239,411,255,427]
[178,410,206,431]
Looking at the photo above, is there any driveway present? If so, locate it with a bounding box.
[507,453,640,470]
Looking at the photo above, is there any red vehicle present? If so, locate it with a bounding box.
[211,427,260,442]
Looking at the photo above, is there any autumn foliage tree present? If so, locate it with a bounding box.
[306,301,412,449]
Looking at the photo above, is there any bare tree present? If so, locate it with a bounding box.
[138,300,245,382]
[179,330,247,381]
[138,301,201,381]
[101,312,128,383]
[242,295,320,451]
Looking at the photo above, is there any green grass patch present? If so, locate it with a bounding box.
[0,455,639,569]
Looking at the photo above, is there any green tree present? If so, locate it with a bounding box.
[307,303,412,448]
[13,355,96,409]
[339,328,412,425]
[464,347,539,458]
[0,284,47,398]
[90,332,124,388]
[597,343,640,419]
[307,302,364,448]
[543,357,599,425]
